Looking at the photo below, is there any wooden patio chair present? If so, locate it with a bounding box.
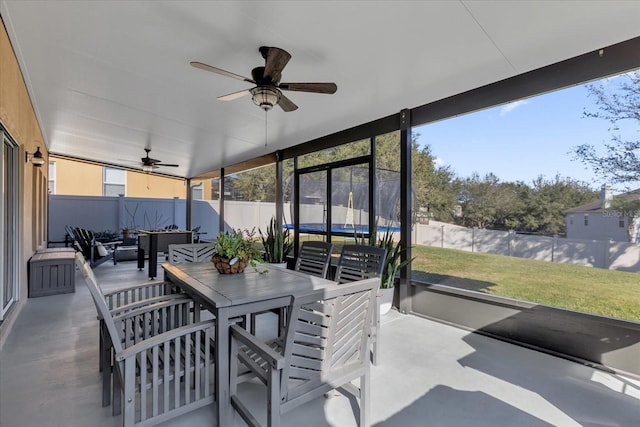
[250,241,334,334]
[168,242,216,264]
[72,246,188,377]
[67,225,121,267]
[76,253,216,427]
[75,254,188,397]
[335,244,387,365]
[230,277,379,427]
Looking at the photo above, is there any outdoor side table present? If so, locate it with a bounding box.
[28,251,76,298]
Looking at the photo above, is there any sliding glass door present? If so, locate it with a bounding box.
[0,129,19,321]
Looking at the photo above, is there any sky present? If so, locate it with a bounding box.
[414,74,639,192]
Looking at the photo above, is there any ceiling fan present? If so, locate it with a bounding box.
[190,46,337,112]
[139,148,179,172]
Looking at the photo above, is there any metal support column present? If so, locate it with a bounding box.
[218,168,225,233]
[293,158,300,259]
[186,178,192,230]
[275,150,284,229]
[399,108,412,314]
[369,137,376,241]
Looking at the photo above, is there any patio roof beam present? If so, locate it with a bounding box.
[411,35,640,128]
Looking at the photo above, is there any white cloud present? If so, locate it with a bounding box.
[499,100,529,116]
[434,157,444,167]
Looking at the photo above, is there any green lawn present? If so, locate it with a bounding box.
[411,246,640,322]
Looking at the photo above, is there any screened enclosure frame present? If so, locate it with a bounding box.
[292,150,376,259]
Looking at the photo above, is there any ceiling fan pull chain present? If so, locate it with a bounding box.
[264,109,268,147]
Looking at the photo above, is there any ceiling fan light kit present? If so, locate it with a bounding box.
[251,86,281,111]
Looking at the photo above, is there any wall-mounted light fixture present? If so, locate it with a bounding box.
[25,146,45,167]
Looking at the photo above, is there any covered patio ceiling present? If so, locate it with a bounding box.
[2,1,640,179]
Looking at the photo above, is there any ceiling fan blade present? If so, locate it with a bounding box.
[278,93,298,112]
[279,82,337,94]
[156,163,179,167]
[190,61,255,83]
[260,46,291,83]
[218,89,251,101]
[142,157,161,164]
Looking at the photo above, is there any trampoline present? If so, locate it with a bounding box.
[284,223,401,234]
[285,165,411,237]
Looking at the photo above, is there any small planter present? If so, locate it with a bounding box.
[378,287,395,316]
[211,255,247,274]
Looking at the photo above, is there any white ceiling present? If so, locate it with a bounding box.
[2,1,640,178]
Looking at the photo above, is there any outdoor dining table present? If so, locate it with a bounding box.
[162,261,337,426]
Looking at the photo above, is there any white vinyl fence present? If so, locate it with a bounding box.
[48,196,640,272]
[414,220,640,272]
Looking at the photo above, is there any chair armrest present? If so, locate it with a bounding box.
[104,282,173,309]
[230,324,284,370]
[96,240,122,248]
[116,320,215,362]
[109,294,189,317]
[113,297,195,324]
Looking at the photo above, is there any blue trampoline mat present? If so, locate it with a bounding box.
[285,223,401,234]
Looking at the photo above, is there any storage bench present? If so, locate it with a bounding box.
[28,251,76,298]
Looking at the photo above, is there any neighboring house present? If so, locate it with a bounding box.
[565,184,640,243]
[48,155,213,200]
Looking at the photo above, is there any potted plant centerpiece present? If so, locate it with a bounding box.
[376,232,414,315]
[259,216,294,268]
[212,229,263,274]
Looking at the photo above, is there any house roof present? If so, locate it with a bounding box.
[565,189,640,214]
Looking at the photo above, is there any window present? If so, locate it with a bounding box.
[103,167,126,196]
[48,161,56,194]
[619,216,625,228]
[569,215,573,225]
[584,214,589,226]
[191,183,203,200]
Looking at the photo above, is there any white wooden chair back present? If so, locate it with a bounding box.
[335,244,386,283]
[168,243,216,264]
[75,253,124,354]
[282,277,378,402]
[294,241,333,278]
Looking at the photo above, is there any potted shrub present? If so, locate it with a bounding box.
[259,216,294,267]
[376,232,414,315]
[212,229,263,274]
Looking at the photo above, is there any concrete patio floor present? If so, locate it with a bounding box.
[1,259,639,427]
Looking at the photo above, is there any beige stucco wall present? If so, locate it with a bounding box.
[0,16,48,345]
[51,155,213,199]
[51,157,102,195]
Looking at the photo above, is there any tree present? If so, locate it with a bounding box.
[574,71,640,184]
[520,175,597,235]
[456,173,518,229]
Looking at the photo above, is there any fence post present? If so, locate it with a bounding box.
[552,234,558,262]
[508,230,514,257]
[173,197,179,227]
[441,225,445,248]
[472,227,477,252]
[118,195,125,232]
[604,239,611,269]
